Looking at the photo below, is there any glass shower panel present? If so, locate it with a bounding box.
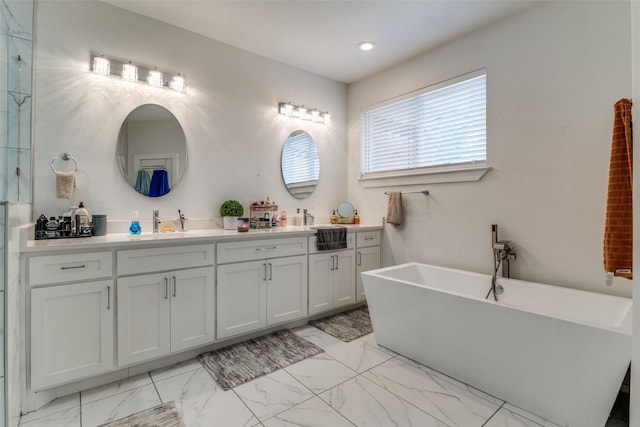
[0,1,32,203]
[7,91,30,150]
[7,36,30,96]
[6,148,30,202]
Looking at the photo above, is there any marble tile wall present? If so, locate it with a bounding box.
[0,0,33,203]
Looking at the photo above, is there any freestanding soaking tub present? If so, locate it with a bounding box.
[362,262,632,427]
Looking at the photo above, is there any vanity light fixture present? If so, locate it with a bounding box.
[121,61,138,82]
[93,54,110,76]
[297,106,308,120]
[280,102,294,117]
[90,54,186,92]
[278,102,330,125]
[170,74,185,93]
[147,68,163,88]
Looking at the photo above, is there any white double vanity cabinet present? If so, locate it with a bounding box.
[22,225,381,399]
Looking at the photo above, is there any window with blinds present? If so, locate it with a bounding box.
[281,130,320,185]
[361,71,486,177]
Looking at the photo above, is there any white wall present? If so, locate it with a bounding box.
[348,1,632,297]
[33,1,347,224]
[630,0,639,423]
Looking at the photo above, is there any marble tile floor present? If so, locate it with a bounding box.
[18,325,623,427]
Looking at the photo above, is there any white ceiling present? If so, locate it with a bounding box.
[102,0,538,84]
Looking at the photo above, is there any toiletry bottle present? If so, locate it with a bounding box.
[129,210,142,237]
[280,210,287,227]
[295,208,302,226]
[331,210,337,224]
[75,202,90,232]
[354,210,360,225]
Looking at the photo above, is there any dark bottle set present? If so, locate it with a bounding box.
[35,202,105,240]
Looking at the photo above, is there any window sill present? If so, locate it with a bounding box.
[358,165,491,188]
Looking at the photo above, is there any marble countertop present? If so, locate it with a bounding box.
[22,222,384,253]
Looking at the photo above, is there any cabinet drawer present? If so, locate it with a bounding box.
[118,244,214,275]
[217,237,306,264]
[308,233,355,254]
[29,252,113,286]
[357,231,381,248]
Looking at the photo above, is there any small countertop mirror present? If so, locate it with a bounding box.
[116,104,187,197]
[281,130,319,199]
[337,201,354,218]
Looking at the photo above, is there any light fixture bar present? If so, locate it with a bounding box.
[90,54,186,92]
[278,102,330,125]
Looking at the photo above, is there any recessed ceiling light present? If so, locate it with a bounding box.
[358,41,376,51]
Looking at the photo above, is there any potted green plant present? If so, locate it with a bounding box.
[220,199,244,230]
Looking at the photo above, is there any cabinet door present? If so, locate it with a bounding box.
[217,261,267,339]
[356,246,381,302]
[266,255,308,326]
[308,253,333,315]
[117,273,171,366]
[31,280,114,390]
[333,250,356,308]
[170,267,216,352]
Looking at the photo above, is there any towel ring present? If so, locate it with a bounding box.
[50,153,78,173]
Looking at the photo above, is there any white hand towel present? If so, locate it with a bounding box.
[56,171,76,199]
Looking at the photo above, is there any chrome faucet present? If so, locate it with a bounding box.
[303,209,314,226]
[491,224,516,278]
[486,224,517,301]
[153,210,161,233]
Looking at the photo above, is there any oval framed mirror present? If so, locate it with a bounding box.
[337,201,354,218]
[116,104,187,197]
[281,130,320,199]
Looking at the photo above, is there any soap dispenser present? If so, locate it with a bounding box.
[129,210,142,238]
[354,210,360,225]
[75,202,90,236]
[331,210,337,224]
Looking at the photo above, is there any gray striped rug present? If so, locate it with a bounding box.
[199,329,323,390]
[99,402,184,427]
[310,305,372,342]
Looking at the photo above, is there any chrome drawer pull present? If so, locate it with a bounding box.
[61,264,86,270]
[107,286,111,310]
[164,277,169,299]
[364,237,375,241]
[173,276,177,297]
[358,251,362,266]
[256,246,277,252]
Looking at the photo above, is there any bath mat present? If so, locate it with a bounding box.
[99,401,185,427]
[199,329,323,390]
[310,305,373,342]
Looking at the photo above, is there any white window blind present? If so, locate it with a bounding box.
[282,131,320,184]
[361,71,486,176]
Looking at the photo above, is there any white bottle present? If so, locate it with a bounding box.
[295,208,302,226]
[75,202,90,233]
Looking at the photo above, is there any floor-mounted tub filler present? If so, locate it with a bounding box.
[362,263,631,427]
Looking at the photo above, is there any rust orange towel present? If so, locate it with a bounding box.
[604,98,632,279]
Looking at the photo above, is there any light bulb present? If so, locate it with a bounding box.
[358,41,376,51]
[147,69,163,88]
[93,55,110,76]
[170,74,185,92]
[122,62,138,82]
[322,112,331,125]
